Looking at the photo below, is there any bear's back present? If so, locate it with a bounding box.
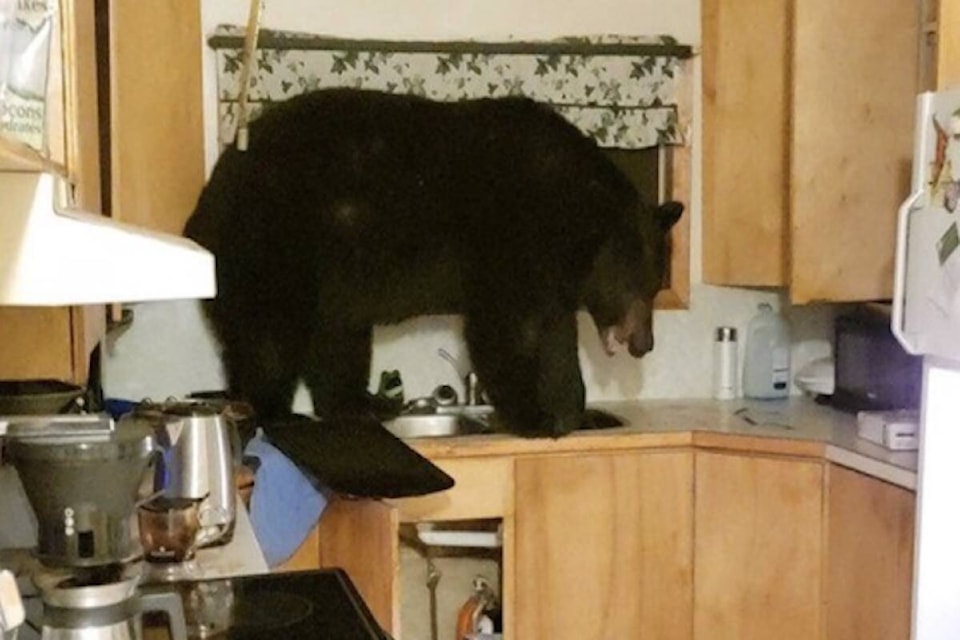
[186,89,641,318]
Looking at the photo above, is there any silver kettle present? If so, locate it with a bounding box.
[128,400,240,548]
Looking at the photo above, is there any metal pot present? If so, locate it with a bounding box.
[0,380,85,416]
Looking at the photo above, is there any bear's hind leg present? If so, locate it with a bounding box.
[221,329,301,421]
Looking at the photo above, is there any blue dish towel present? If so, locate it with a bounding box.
[244,431,329,567]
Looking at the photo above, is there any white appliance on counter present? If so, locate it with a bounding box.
[892,87,960,640]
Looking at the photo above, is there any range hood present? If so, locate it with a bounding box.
[0,171,216,305]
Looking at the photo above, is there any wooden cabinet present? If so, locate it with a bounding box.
[274,497,400,634]
[0,0,205,384]
[0,0,102,384]
[702,0,920,303]
[694,453,916,640]
[0,306,103,383]
[514,451,693,640]
[292,444,915,640]
[932,0,960,90]
[824,464,915,640]
[694,452,915,640]
[105,0,205,235]
[694,451,824,640]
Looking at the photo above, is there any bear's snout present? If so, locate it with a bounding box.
[600,298,655,358]
[629,331,653,357]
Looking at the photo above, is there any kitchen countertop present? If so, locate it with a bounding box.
[408,397,919,490]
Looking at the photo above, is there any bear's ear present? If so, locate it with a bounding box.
[656,201,684,231]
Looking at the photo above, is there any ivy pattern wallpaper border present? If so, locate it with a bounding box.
[210,26,690,150]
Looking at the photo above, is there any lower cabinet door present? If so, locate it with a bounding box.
[694,451,824,640]
[514,451,694,640]
[825,463,915,640]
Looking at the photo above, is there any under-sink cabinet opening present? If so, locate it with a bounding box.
[399,519,503,640]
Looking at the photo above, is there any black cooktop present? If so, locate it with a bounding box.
[160,569,392,640]
[19,569,392,640]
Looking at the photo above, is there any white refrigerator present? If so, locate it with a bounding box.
[892,87,960,640]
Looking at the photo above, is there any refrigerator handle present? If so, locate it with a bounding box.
[891,190,924,355]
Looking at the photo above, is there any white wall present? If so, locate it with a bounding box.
[102,0,836,407]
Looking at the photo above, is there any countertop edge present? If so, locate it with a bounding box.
[407,399,919,490]
[824,445,917,490]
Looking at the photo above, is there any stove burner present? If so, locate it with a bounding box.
[229,591,314,631]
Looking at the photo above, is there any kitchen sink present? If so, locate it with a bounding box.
[383,409,493,439]
[382,405,625,438]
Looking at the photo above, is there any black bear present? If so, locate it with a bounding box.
[185,88,682,438]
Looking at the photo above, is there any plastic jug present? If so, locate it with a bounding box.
[743,303,792,399]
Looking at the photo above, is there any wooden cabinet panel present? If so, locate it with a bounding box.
[790,0,919,303]
[702,0,789,287]
[0,307,75,381]
[107,0,205,235]
[273,497,399,636]
[937,0,960,88]
[825,464,915,640]
[702,0,921,302]
[4,0,204,381]
[0,306,101,383]
[694,452,823,640]
[515,451,694,640]
[316,498,400,636]
[274,525,321,572]
[395,457,513,523]
[60,0,102,214]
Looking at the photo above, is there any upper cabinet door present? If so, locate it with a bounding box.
[702,0,921,303]
[789,0,920,304]
[936,0,960,89]
[702,0,790,288]
[107,0,205,235]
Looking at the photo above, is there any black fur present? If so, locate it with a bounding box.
[185,88,682,437]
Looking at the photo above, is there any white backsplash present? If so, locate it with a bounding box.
[101,284,836,410]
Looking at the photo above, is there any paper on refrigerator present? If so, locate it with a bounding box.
[894,89,960,361]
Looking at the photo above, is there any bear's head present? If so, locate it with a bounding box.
[582,201,683,358]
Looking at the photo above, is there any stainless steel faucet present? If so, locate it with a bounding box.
[438,348,485,406]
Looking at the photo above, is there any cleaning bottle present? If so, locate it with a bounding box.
[743,303,792,399]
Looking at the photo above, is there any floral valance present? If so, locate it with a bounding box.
[209,26,692,150]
